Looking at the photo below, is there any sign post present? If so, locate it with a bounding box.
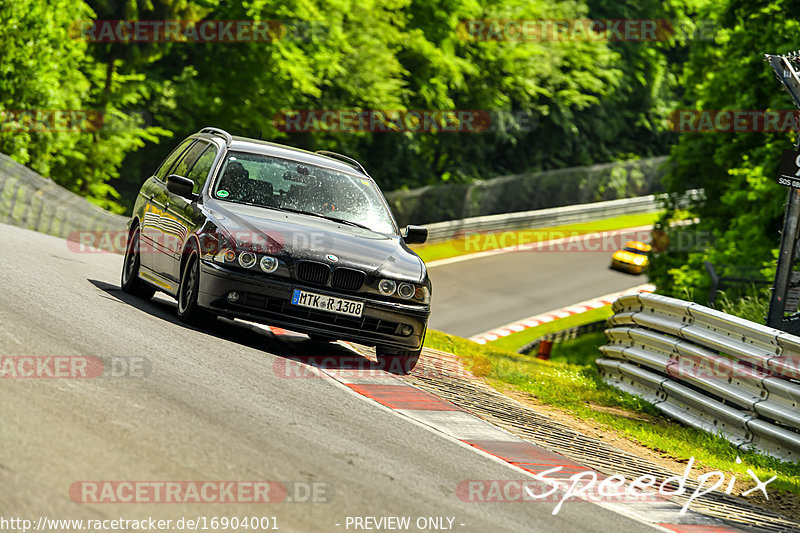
[766,53,800,331]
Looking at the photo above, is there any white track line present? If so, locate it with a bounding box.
[469,284,655,344]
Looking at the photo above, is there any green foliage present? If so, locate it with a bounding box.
[718,288,771,323]
[0,0,715,215]
[648,0,800,299]
[0,0,170,213]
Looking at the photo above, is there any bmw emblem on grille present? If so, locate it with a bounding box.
[326,254,339,262]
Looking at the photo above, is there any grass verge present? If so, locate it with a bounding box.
[412,212,661,263]
[423,329,800,499]
[488,305,613,352]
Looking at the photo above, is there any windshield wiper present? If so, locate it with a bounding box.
[320,215,372,231]
[275,205,373,231]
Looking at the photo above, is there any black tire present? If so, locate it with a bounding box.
[375,346,421,374]
[177,249,216,329]
[120,227,156,299]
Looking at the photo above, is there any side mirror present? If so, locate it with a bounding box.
[166,174,196,200]
[403,225,428,245]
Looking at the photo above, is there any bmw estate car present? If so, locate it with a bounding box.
[610,240,651,275]
[121,127,431,372]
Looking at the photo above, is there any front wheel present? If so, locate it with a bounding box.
[177,250,216,329]
[120,227,156,299]
[376,346,421,374]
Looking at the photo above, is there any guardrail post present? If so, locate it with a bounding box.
[536,340,552,360]
[704,261,720,307]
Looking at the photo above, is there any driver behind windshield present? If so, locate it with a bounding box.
[218,160,276,206]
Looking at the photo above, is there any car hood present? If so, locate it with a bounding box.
[203,199,425,281]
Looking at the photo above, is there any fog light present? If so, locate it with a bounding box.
[227,291,240,303]
[378,279,396,296]
[400,325,413,336]
[238,251,256,268]
[397,283,415,299]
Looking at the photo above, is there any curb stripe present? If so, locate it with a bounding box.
[469,283,655,344]
[345,383,463,411]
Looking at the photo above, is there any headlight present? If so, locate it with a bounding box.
[378,279,397,296]
[214,248,237,263]
[238,252,257,268]
[260,255,279,273]
[397,282,415,299]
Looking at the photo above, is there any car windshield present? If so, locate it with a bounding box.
[623,246,648,255]
[212,151,396,235]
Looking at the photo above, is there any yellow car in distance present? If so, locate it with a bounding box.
[610,241,652,274]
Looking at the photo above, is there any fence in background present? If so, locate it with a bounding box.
[598,292,800,462]
[0,153,127,245]
[387,156,669,227]
[424,189,701,243]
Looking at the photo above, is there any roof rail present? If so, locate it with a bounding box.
[315,150,369,176]
[199,127,233,147]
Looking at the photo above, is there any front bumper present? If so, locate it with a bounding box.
[610,259,645,275]
[197,261,429,350]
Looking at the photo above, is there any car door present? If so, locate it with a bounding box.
[139,139,195,273]
[161,141,218,281]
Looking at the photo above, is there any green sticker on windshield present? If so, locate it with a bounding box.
[217,190,229,198]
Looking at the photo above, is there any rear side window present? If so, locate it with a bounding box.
[155,139,194,181]
[186,145,218,193]
[171,141,208,178]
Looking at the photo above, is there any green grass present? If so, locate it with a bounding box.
[424,329,800,496]
[412,212,662,263]
[488,305,613,352]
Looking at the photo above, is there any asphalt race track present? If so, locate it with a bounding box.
[0,223,655,532]
[428,229,650,338]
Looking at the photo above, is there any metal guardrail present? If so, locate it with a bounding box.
[423,189,702,243]
[598,292,800,461]
[0,153,127,245]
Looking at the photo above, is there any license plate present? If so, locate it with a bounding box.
[291,289,364,317]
